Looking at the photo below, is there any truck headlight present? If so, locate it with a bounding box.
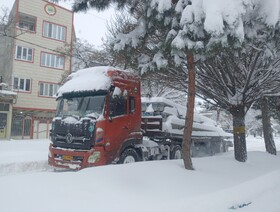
[87,151,101,163]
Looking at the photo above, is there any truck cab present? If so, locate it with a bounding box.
[48,67,142,169]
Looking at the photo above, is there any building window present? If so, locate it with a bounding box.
[41,52,65,69]
[39,82,60,97]
[15,46,33,62]
[18,13,36,32]
[19,22,34,31]
[0,103,9,111]
[13,77,31,92]
[43,22,66,41]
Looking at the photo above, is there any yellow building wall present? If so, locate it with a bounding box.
[12,0,74,110]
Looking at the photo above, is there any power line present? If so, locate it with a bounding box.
[1,32,72,57]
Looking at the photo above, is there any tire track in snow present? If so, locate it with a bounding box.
[0,161,53,176]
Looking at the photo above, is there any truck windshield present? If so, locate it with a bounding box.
[56,95,106,119]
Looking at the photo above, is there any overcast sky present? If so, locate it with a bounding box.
[0,0,115,47]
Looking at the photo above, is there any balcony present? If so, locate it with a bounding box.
[17,13,36,32]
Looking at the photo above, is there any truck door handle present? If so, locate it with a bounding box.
[122,126,129,130]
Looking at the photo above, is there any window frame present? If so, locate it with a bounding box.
[18,21,35,31]
[13,77,32,93]
[17,12,37,33]
[42,21,66,42]
[15,45,34,62]
[40,51,65,70]
[109,91,128,117]
[129,96,135,113]
[38,81,60,98]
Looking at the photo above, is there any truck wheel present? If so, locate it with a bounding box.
[170,145,182,159]
[118,148,139,164]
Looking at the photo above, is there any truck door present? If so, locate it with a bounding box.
[105,87,131,162]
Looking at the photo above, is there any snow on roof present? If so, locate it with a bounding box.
[57,66,114,97]
[0,90,17,96]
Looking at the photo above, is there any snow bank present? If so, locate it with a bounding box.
[0,137,280,212]
[0,139,49,165]
[0,139,50,176]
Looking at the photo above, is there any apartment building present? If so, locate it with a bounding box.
[0,0,74,139]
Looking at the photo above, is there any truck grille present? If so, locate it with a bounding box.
[51,119,95,150]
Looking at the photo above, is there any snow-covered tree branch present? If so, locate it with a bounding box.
[69,0,280,163]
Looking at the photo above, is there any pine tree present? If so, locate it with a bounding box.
[261,97,277,155]
[69,0,280,164]
[252,97,278,155]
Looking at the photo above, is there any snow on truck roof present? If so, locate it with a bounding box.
[56,66,138,98]
[57,66,112,97]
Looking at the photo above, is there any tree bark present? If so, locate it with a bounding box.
[230,105,247,162]
[182,51,195,170]
[261,97,277,155]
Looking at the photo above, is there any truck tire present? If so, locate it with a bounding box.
[170,145,182,159]
[118,148,139,164]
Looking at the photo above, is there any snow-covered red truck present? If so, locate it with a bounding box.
[48,66,231,170]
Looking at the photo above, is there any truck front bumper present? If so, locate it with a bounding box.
[48,144,106,170]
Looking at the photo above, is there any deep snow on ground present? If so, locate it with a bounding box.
[0,136,280,212]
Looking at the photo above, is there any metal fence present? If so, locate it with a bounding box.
[11,115,51,139]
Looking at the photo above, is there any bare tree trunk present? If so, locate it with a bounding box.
[261,97,277,155]
[230,105,247,162]
[182,51,195,170]
[216,108,221,124]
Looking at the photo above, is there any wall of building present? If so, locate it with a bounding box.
[12,0,74,110]
[2,0,75,139]
[0,23,14,86]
